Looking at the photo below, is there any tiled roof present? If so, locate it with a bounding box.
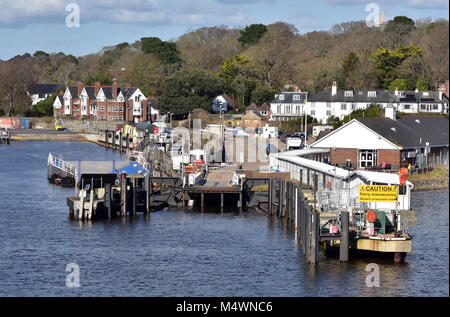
[271,92,308,104]
[355,115,449,148]
[27,83,62,95]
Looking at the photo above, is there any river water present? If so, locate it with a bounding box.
[0,141,448,297]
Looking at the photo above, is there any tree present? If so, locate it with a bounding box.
[84,71,114,86]
[415,76,431,91]
[387,78,407,91]
[0,58,35,116]
[342,52,359,79]
[251,85,277,106]
[141,37,180,64]
[125,54,164,97]
[373,42,422,89]
[158,69,224,115]
[30,93,58,117]
[238,24,268,47]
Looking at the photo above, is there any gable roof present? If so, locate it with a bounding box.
[259,103,270,111]
[68,87,79,99]
[247,103,258,111]
[243,110,266,120]
[27,84,62,95]
[355,115,449,148]
[221,93,235,108]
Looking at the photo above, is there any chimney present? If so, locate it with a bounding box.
[112,81,118,98]
[439,91,443,100]
[94,81,101,96]
[415,87,419,93]
[77,81,83,96]
[59,89,64,96]
[331,81,337,96]
[385,104,396,120]
[394,87,399,96]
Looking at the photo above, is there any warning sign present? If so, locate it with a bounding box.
[358,185,398,202]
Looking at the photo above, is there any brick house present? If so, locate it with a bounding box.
[258,102,271,120]
[309,109,449,170]
[53,81,156,123]
[241,110,267,130]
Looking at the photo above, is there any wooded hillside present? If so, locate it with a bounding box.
[0,17,448,116]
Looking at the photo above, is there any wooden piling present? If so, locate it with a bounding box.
[201,193,204,209]
[132,178,136,216]
[112,131,115,150]
[221,193,224,209]
[120,172,127,217]
[105,183,112,218]
[119,132,123,152]
[339,211,349,262]
[145,173,150,214]
[311,211,320,264]
[268,178,273,214]
[105,130,108,148]
[126,134,129,151]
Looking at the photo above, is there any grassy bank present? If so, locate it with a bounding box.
[409,168,449,191]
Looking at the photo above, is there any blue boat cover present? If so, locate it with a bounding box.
[114,161,147,175]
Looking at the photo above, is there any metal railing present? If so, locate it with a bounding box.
[48,153,76,176]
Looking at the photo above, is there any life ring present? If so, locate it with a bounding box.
[367,211,376,222]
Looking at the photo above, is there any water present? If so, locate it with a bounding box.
[0,141,448,297]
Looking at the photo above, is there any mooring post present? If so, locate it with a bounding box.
[145,173,150,214]
[280,180,285,217]
[121,172,127,217]
[132,178,136,216]
[112,130,115,150]
[105,183,112,218]
[126,134,129,151]
[311,211,320,264]
[119,132,123,152]
[268,178,273,214]
[221,193,224,209]
[313,173,318,212]
[201,192,204,209]
[339,211,349,262]
[105,130,108,148]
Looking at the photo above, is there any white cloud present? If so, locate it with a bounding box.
[407,0,449,9]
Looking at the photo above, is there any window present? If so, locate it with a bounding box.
[404,104,410,110]
[279,95,285,101]
[433,104,439,110]
[359,149,377,168]
[311,102,315,108]
[100,106,104,111]
[311,110,315,115]
[277,105,281,113]
[326,102,331,108]
[115,106,119,112]
[286,105,291,114]
[120,106,123,112]
[420,104,427,110]
[101,115,104,120]
[368,91,377,97]
[344,91,353,97]
[341,103,347,110]
[326,110,331,116]
[293,94,300,100]
[296,105,301,114]
[115,116,119,121]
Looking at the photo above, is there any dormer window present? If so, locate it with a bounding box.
[279,94,284,101]
[344,91,353,97]
[293,94,300,100]
[423,92,429,97]
[368,91,377,97]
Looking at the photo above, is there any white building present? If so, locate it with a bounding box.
[27,84,62,105]
[269,82,448,124]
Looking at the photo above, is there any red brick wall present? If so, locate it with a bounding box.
[330,148,358,166]
[378,149,400,167]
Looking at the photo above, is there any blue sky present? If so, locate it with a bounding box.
[0,0,448,60]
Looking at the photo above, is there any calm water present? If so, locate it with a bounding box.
[0,141,448,297]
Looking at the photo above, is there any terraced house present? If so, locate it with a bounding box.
[53,81,156,123]
[270,82,448,123]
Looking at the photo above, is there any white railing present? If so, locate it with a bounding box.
[48,153,76,176]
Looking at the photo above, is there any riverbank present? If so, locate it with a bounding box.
[10,129,87,142]
[409,168,449,191]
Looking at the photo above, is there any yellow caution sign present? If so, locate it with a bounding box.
[358,185,398,202]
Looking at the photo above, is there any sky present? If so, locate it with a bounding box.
[0,0,448,60]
